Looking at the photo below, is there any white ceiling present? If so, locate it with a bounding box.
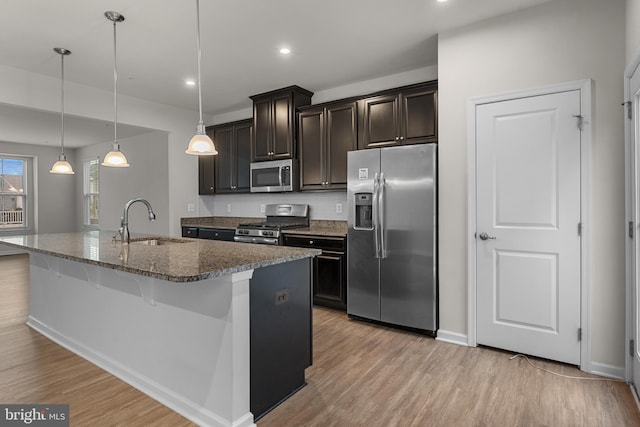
[0,0,553,148]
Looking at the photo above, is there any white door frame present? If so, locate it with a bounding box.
[467,79,592,372]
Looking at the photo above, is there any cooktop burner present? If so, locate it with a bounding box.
[234,204,310,245]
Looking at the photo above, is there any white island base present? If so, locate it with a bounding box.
[27,252,256,427]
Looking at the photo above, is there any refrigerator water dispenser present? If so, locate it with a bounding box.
[355,193,373,229]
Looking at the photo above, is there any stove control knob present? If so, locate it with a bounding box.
[264,231,274,237]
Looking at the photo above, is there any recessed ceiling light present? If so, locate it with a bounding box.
[437,0,448,2]
[185,79,196,87]
[280,47,291,55]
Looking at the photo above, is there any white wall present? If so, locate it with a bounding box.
[201,65,439,220]
[0,64,207,238]
[200,191,349,221]
[75,131,169,236]
[0,140,76,234]
[438,0,625,369]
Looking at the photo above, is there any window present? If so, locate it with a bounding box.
[83,158,100,227]
[0,157,27,229]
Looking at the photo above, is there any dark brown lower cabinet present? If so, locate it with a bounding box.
[181,226,235,241]
[282,234,347,311]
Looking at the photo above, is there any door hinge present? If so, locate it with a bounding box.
[623,101,633,120]
[573,115,584,131]
[578,328,582,342]
[631,339,635,357]
[630,221,635,239]
[578,222,582,236]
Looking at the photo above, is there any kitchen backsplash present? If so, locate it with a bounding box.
[199,192,348,220]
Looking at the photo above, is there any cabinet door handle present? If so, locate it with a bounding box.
[309,240,314,244]
[395,136,400,141]
[400,136,405,140]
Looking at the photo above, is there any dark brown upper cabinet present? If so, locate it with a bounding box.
[358,81,437,149]
[250,86,313,162]
[213,119,252,193]
[298,101,356,191]
[198,127,216,195]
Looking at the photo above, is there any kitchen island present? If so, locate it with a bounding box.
[0,231,320,427]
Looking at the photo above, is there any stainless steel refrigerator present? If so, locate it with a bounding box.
[347,143,437,333]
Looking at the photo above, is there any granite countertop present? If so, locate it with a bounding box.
[281,220,347,237]
[181,217,347,237]
[0,230,320,283]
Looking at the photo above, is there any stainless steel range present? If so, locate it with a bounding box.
[234,204,309,245]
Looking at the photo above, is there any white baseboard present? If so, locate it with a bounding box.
[436,329,469,347]
[588,361,625,380]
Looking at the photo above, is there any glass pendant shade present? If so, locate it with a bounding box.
[50,47,75,175]
[186,124,217,155]
[50,154,75,174]
[186,0,217,156]
[102,143,129,167]
[102,11,129,168]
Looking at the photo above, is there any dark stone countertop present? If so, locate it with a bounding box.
[0,230,320,283]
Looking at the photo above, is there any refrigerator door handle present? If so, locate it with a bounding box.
[379,172,387,259]
[373,172,380,258]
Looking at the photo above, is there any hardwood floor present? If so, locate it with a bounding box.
[0,254,193,426]
[1,253,639,426]
[260,308,640,427]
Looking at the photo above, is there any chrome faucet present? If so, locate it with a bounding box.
[119,198,156,244]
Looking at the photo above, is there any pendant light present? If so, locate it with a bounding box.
[50,47,75,175]
[102,11,129,167]
[185,0,217,155]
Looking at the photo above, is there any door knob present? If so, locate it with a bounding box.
[478,232,496,240]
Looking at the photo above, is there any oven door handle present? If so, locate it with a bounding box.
[234,235,279,245]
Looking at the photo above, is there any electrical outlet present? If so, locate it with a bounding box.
[275,289,289,305]
[336,203,343,214]
[226,204,232,213]
[260,204,266,213]
[187,203,195,212]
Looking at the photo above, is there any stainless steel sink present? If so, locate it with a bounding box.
[129,237,189,246]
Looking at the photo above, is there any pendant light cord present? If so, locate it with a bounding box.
[112,18,119,145]
[196,0,204,128]
[60,52,65,156]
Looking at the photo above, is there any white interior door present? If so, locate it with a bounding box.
[475,90,582,365]
[627,62,640,388]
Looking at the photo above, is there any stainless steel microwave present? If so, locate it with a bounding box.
[250,159,298,192]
